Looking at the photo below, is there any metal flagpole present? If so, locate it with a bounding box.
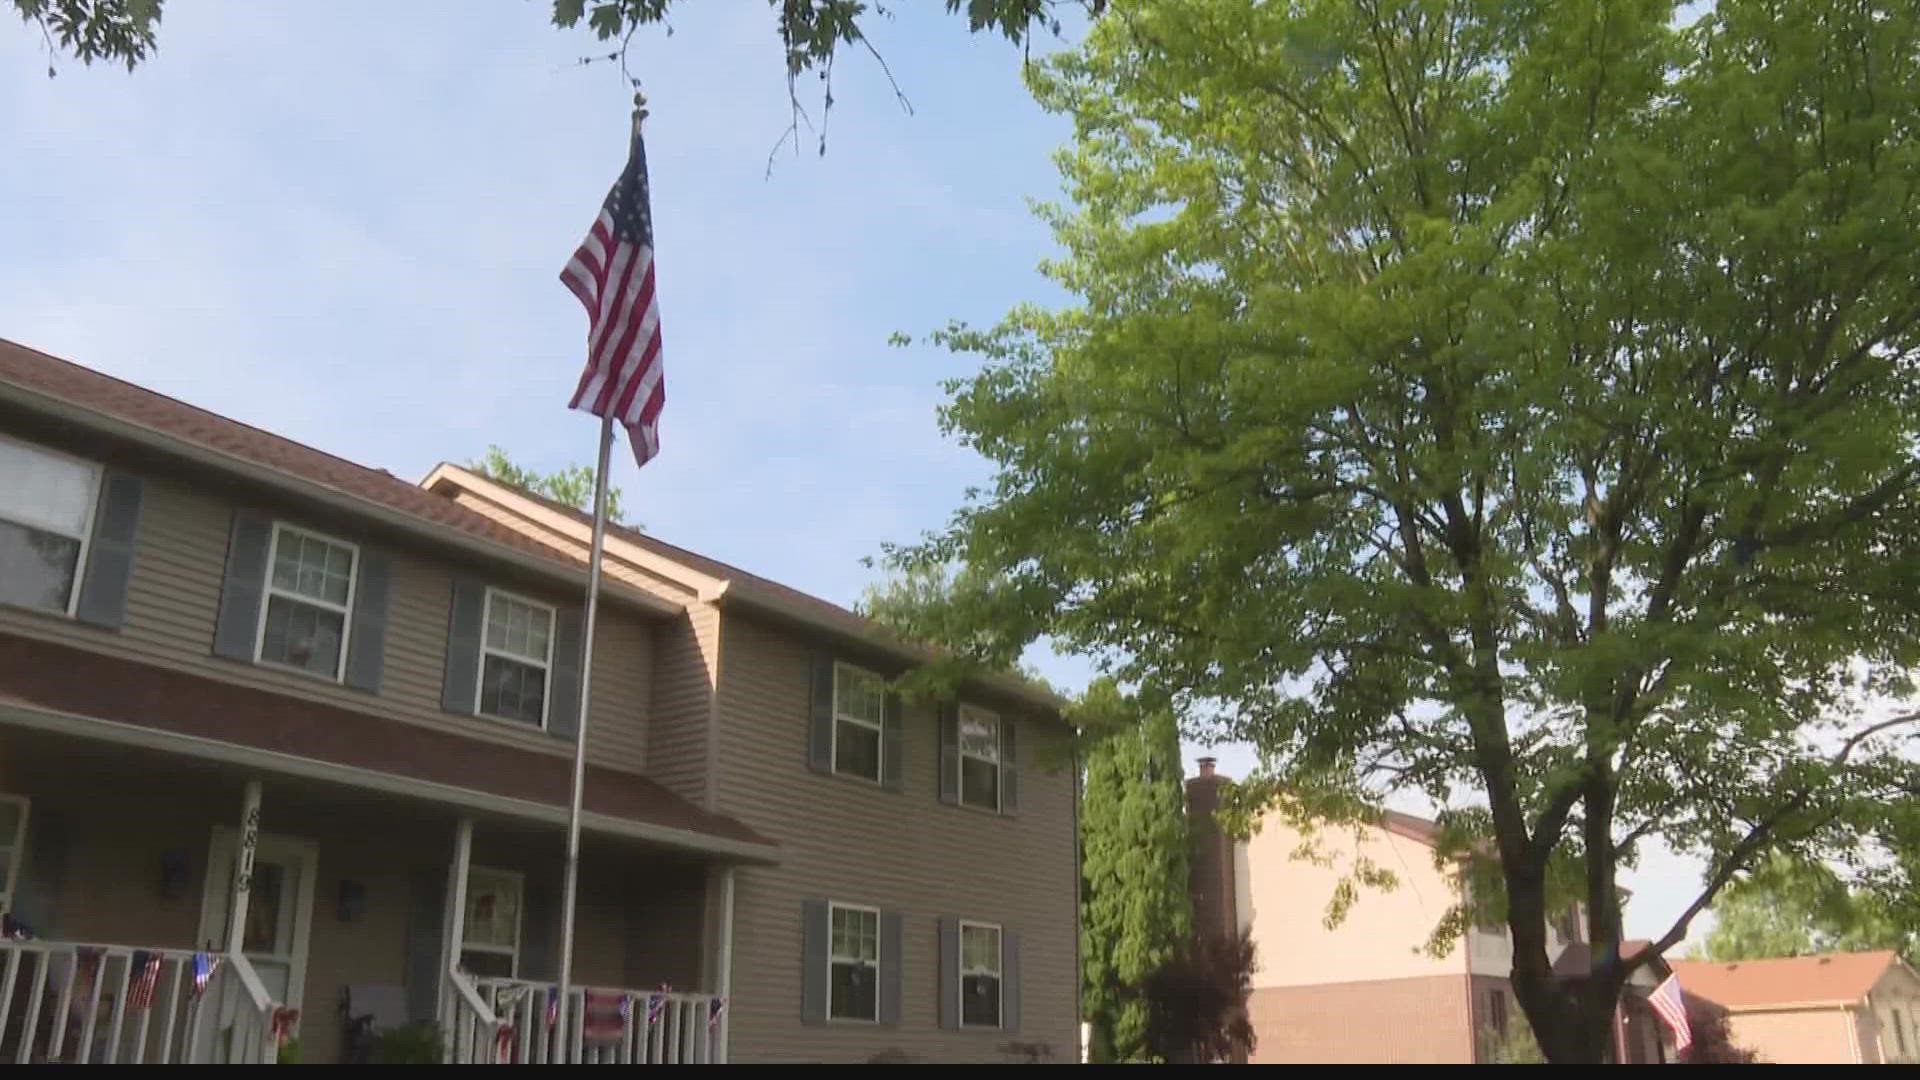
[554,412,615,1061]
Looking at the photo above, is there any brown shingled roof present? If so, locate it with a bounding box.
[1670,951,1904,1010]
[0,338,584,572]
[0,632,773,854]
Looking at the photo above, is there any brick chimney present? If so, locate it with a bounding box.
[1184,759,1237,946]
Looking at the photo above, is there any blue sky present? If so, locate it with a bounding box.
[1,1,1705,943]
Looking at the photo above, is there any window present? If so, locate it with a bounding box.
[1552,905,1581,944]
[0,795,27,917]
[460,867,523,978]
[958,705,1001,811]
[1485,988,1509,1035]
[477,589,555,727]
[828,902,880,1022]
[256,524,357,680]
[0,435,100,616]
[832,663,886,782]
[960,921,1003,1029]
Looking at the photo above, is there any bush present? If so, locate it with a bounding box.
[371,1022,444,1064]
[1679,1000,1761,1064]
[1141,930,1257,1063]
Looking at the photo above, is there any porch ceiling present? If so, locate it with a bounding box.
[0,632,776,864]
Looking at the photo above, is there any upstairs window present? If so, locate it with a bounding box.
[0,435,100,615]
[832,663,887,783]
[257,524,357,680]
[958,705,1001,812]
[478,589,554,727]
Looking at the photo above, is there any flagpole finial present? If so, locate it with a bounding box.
[631,87,649,133]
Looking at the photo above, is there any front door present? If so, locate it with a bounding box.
[197,827,317,1025]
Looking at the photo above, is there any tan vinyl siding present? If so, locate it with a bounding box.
[712,613,1079,1065]
[446,490,697,605]
[0,474,654,775]
[644,603,719,806]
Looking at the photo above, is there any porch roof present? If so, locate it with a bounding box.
[0,632,777,863]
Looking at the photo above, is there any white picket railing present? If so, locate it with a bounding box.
[444,968,725,1064]
[0,940,282,1065]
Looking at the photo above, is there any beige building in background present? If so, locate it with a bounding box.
[1185,760,1674,1064]
[1673,951,1920,1064]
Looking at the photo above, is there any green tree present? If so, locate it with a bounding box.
[1076,680,1192,1063]
[884,0,1920,1063]
[470,445,632,527]
[1701,852,1913,964]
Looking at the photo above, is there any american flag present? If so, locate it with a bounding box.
[1648,972,1692,1056]
[561,112,666,468]
[190,952,216,998]
[127,951,163,1011]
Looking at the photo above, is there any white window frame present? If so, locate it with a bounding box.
[253,522,359,682]
[827,900,882,1025]
[957,703,1002,813]
[958,919,1004,1031]
[831,661,886,784]
[0,433,101,618]
[0,794,28,917]
[460,865,524,977]
[474,587,558,730]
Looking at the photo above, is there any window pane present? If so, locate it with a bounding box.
[273,530,352,606]
[963,974,1001,1028]
[260,596,345,676]
[962,756,1000,811]
[962,926,1001,974]
[465,873,521,949]
[0,519,81,613]
[0,850,10,894]
[241,862,285,954]
[959,710,999,761]
[0,440,97,538]
[835,665,885,725]
[834,719,882,781]
[830,961,878,1021]
[480,655,547,725]
[485,594,552,664]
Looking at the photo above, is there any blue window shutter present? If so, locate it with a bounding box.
[547,605,585,740]
[1003,930,1022,1033]
[441,580,486,714]
[938,915,960,1030]
[880,910,903,1026]
[1000,717,1020,816]
[74,470,143,629]
[939,703,960,805]
[343,548,391,692]
[881,690,905,792]
[808,653,834,773]
[801,899,829,1025]
[212,512,272,661]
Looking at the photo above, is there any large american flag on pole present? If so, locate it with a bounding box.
[1647,972,1692,1056]
[561,112,665,467]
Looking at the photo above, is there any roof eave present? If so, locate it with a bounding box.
[0,378,682,620]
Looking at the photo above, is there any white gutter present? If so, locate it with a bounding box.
[0,378,682,620]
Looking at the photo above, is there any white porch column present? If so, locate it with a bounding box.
[438,819,475,1020]
[223,780,263,955]
[716,866,736,1064]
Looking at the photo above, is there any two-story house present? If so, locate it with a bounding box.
[1185,759,1667,1064]
[0,338,1078,1065]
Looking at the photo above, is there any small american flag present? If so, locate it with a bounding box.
[190,953,216,998]
[561,111,666,468]
[1648,972,1692,1056]
[127,951,163,1011]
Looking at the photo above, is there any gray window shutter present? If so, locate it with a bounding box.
[808,653,834,774]
[75,470,143,629]
[881,691,904,792]
[801,899,830,1025]
[879,910,903,1026]
[441,580,486,714]
[520,871,559,981]
[938,915,960,1030]
[342,548,391,692]
[1000,718,1020,816]
[939,703,960,805]
[547,605,585,740]
[212,512,273,661]
[404,866,446,1023]
[1003,929,1022,1033]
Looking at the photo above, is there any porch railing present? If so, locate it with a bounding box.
[443,968,725,1064]
[0,939,283,1064]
